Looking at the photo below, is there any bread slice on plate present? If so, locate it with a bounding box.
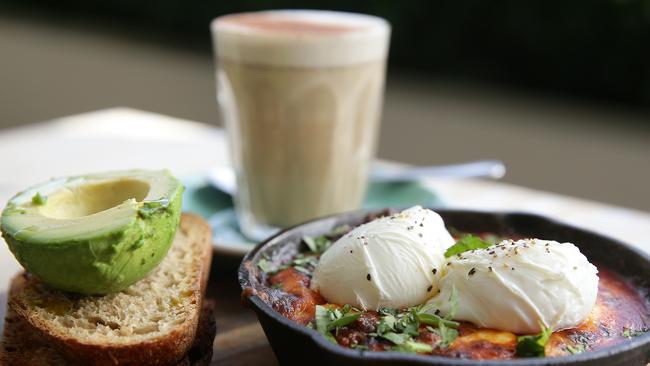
[0,213,214,366]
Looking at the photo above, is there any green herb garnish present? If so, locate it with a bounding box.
[380,331,411,345]
[378,307,398,316]
[327,313,361,330]
[257,258,273,273]
[516,324,552,357]
[291,255,318,267]
[315,305,338,344]
[380,330,433,353]
[565,344,586,354]
[293,265,311,275]
[393,341,434,354]
[377,314,397,334]
[31,192,47,205]
[314,304,360,343]
[312,296,462,352]
[433,321,459,348]
[400,309,421,336]
[258,253,319,275]
[622,327,647,339]
[302,235,332,254]
[444,235,493,257]
[417,313,459,328]
[315,305,331,333]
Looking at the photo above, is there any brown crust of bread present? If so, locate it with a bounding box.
[176,300,217,366]
[1,306,68,365]
[7,213,213,366]
[1,299,217,366]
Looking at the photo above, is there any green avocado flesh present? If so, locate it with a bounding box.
[0,169,183,295]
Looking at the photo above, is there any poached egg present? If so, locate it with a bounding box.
[427,238,599,334]
[311,206,454,310]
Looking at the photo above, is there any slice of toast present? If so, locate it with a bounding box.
[0,300,216,366]
[1,305,68,365]
[2,213,213,366]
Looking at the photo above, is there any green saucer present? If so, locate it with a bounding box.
[182,174,442,256]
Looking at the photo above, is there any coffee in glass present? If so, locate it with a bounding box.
[211,10,390,240]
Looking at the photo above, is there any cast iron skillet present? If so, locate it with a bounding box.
[239,209,650,366]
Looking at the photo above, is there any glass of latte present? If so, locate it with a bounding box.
[211,10,390,240]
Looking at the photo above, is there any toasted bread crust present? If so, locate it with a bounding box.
[1,306,68,365]
[6,213,213,366]
[1,300,217,366]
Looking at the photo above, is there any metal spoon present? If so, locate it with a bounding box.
[207,160,505,196]
[371,160,506,182]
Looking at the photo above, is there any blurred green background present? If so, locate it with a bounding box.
[1,0,649,210]
[4,0,650,106]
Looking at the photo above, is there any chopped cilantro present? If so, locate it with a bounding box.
[293,265,311,275]
[399,309,421,336]
[379,322,433,353]
[31,192,47,205]
[315,305,332,334]
[433,322,458,348]
[258,253,320,275]
[393,341,433,354]
[378,307,398,316]
[377,314,396,334]
[257,258,273,273]
[302,235,332,254]
[415,286,459,329]
[417,313,459,328]
[327,313,360,330]
[565,344,586,354]
[622,327,647,339]
[516,324,552,357]
[292,255,318,267]
[445,235,493,257]
[314,305,339,344]
[310,290,463,352]
[380,331,411,345]
[314,304,360,343]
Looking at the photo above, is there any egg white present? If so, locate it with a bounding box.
[427,238,599,334]
[311,206,454,310]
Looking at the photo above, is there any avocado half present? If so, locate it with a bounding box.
[1,170,183,294]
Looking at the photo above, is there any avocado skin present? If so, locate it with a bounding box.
[1,190,183,295]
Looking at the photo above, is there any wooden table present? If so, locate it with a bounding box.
[208,260,280,366]
[1,108,650,365]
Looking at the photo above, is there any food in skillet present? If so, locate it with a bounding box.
[254,206,649,359]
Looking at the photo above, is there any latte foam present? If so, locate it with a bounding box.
[212,10,390,67]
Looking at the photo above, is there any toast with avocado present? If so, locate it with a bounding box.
[0,213,215,365]
[1,170,184,295]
